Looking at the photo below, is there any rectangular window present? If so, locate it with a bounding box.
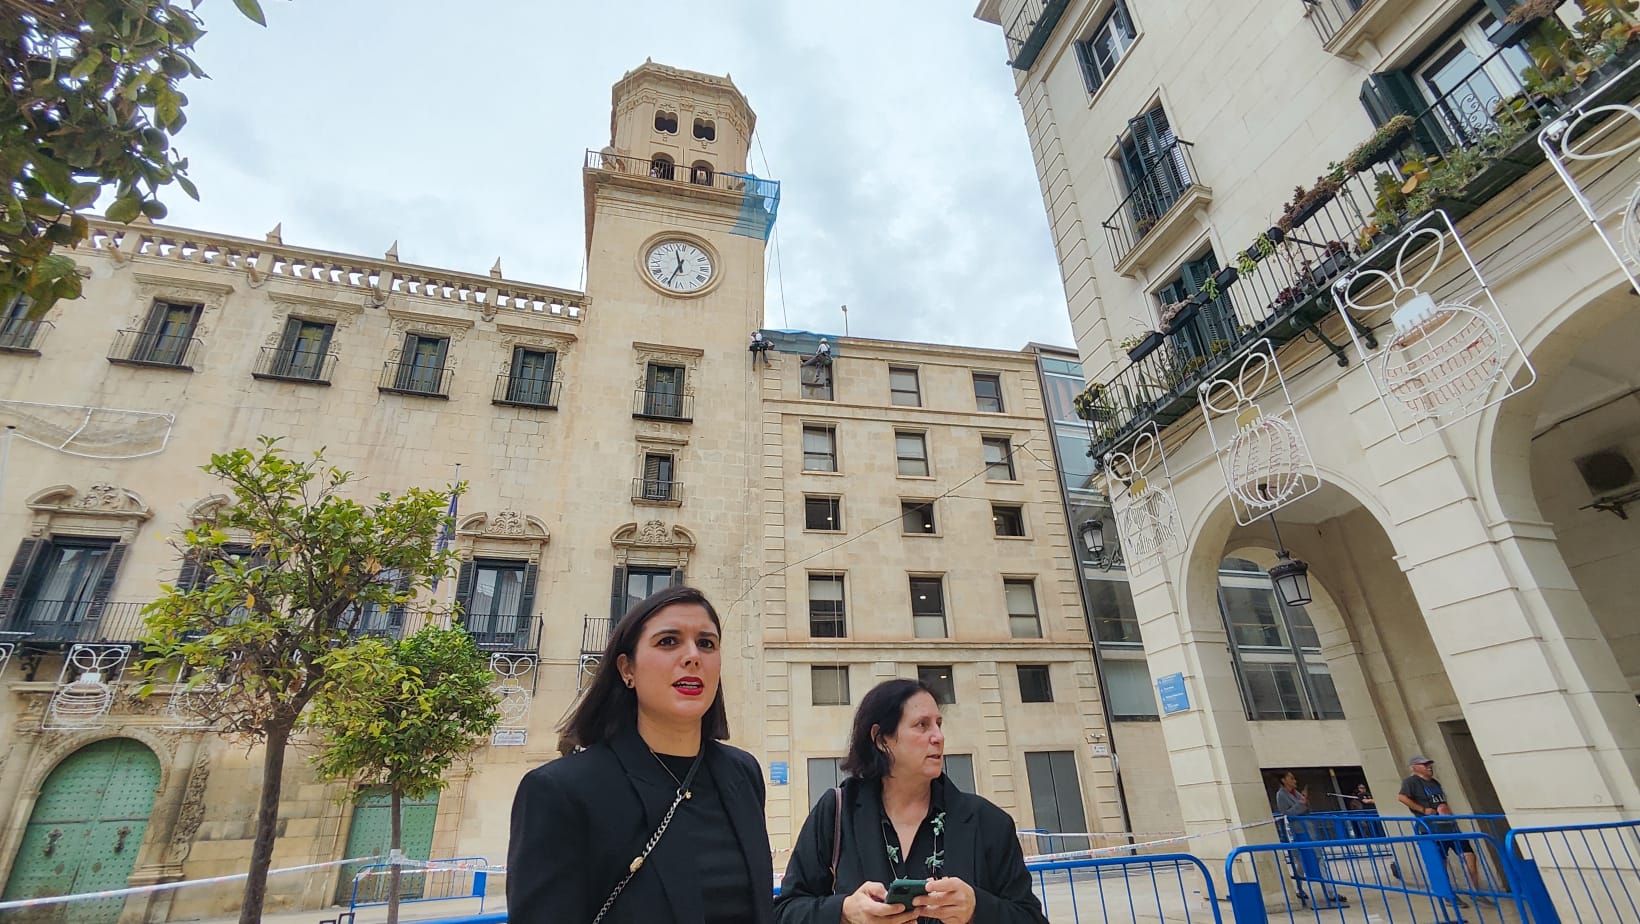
[0,294,35,351]
[394,333,450,394]
[973,373,1004,412]
[811,665,850,706]
[135,300,202,366]
[910,576,946,638]
[464,559,528,647]
[642,364,686,418]
[1018,664,1054,703]
[268,318,335,381]
[1006,579,1042,639]
[807,757,846,802]
[895,431,929,477]
[983,437,1016,481]
[1219,559,1340,721]
[624,566,677,615]
[804,496,842,532]
[809,574,846,638]
[1072,0,1137,95]
[918,665,955,705]
[889,367,921,407]
[802,425,837,472]
[1025,751,1091,851]
[1118,106,1191,234]
[505,347,558,406]
[801,355,834,400]
[992,504,1026,537]
[943,754,976,793]
[14,537,118,635]
[1103,658,1160,720]
[640,453,676,501]
[900,500,936,535]
[1087,576,1142,646]
[349,567,406,637]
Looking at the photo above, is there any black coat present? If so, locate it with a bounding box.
[774,776,1047,924]
[507,729,774,924]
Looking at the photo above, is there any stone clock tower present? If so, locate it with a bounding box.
[549,60,771,750]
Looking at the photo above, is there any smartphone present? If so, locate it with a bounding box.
[885,878,928,909]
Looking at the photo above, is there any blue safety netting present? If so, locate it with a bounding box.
[756,329,840,356]
[724,172,780,240]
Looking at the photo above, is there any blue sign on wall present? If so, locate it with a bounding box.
[1156,672,1191,715]
[770,761,789,785]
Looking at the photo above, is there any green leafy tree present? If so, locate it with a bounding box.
[309,626,502,924]
[1,0,267,314]
[136,438,461,924]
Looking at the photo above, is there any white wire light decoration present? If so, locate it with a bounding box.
[0,640,14,681]
[1333,210,1534,443]
[1538,73,1640,293]
[45,644,132,730]
[1100,423,1183,575]
[490,653,536,729]
[1198,340,1321,526]
[163,653,240,730]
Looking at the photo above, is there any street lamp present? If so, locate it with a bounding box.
[1265,516,1313,607]
[1079,518,1105,557]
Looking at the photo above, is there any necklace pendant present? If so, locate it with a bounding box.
[684,790,692,799]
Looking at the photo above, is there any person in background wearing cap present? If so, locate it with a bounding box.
[1397,755,1492,908]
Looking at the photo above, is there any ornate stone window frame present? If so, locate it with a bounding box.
[264,291,365,354]
[25,483,152,541]
[385,306,473,369]
[455,510,551,562]
[126,271,234,364]
[494,323,577,377]
[611,520,695,571]
[633,341,704,398]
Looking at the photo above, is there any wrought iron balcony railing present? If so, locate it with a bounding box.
[581,615,612,658]
[632,478,683,503]
[0,318,51,353]
[252,345,338,384]
[108,329,202,370]
[379,360,452,398]
[632,388,693,422]
[493,374,562,409]
[461,612,539,653]
[1005,0,1072,71]
[1078,20,1640,458]
[4,600,150,645]
[1300,0,1366,45]
[585,150,744,194]
[1103,139,1200,268]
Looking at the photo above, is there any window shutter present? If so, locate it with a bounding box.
[453,561,476,623]
[85,543,127,619]
[0,538,43,619]
[1073,39,1102,94]
[510,346,528,379]
[387,571,412,631]
[610,566,627,620]
[276,317,302,354]
[516,562,539,650]
[176,552,203,592]
[669,567,686,588]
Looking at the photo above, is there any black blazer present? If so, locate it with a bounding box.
[507,729,774,924]
[774,776,1047,924]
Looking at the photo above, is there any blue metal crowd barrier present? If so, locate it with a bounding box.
[1026,852,1223,924]
[1505,819,1640,923]
[1228,830,1522,922]
[344,856,496,917]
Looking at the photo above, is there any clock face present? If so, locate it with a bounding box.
[645,240,715,294]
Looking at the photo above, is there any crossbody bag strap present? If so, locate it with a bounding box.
[829,786,843,889]
[591,751,704,924]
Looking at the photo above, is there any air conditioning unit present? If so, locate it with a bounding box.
[1575,447,1640,520]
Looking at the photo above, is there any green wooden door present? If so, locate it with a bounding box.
[334,789,440,905]
[2,738,161,924]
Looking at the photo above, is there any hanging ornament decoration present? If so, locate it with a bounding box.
[1538,97,1640,294]
[1333,211,1534,443]
[45,644,132,730]
[490,653,537,730]
[164,651,241,730]
[1100,423,1183,575]
[1198,340,1320,526]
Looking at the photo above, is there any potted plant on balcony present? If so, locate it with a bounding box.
[1276,176,1342,232]
[1342,114,1416,173]
[1158,298,1197,335]
[1073,383,1116,422]
[1504,0,1560,27]
[1121,329,1166,363]
[1307,240,1353,288]
[1135,215,1160,238]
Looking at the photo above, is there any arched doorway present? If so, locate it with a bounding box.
[1,738,161,924]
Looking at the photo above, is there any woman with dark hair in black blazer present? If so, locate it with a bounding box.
[508,585,773,924]
[775,678,1047,924]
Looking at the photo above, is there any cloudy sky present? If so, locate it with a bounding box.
[154,0,1072,352]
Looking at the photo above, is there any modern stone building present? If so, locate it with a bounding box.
[0,62,1121,920]
[978,0,1640,862]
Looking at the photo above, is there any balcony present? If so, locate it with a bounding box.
[252,345,338,385]
[581,615,612,658]
[1300,0,1366,47]
[584,150,745,194]
[632,477,684,505]
[5,600,150,647]
[632,388,693,422]
[1104,140,1212,276]
[462,612,539,653]
[1078,20,1640,458]
[492,373,562,409]
[107,329,201,370]
[1005,0,1072,71]
[378,360,452,398]
[0,319,51,354]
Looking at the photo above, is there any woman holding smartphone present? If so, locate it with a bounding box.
[508,586,772,924]
[775,678,1046,924]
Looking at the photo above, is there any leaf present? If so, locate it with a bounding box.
[234,0,269,26]
[70,50,106,81]
[105,195,141,223]
[177,175,199,200]
[68,182,101,209]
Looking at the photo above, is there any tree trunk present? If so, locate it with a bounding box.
[386,784,404,924]
[239,718,293,924]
